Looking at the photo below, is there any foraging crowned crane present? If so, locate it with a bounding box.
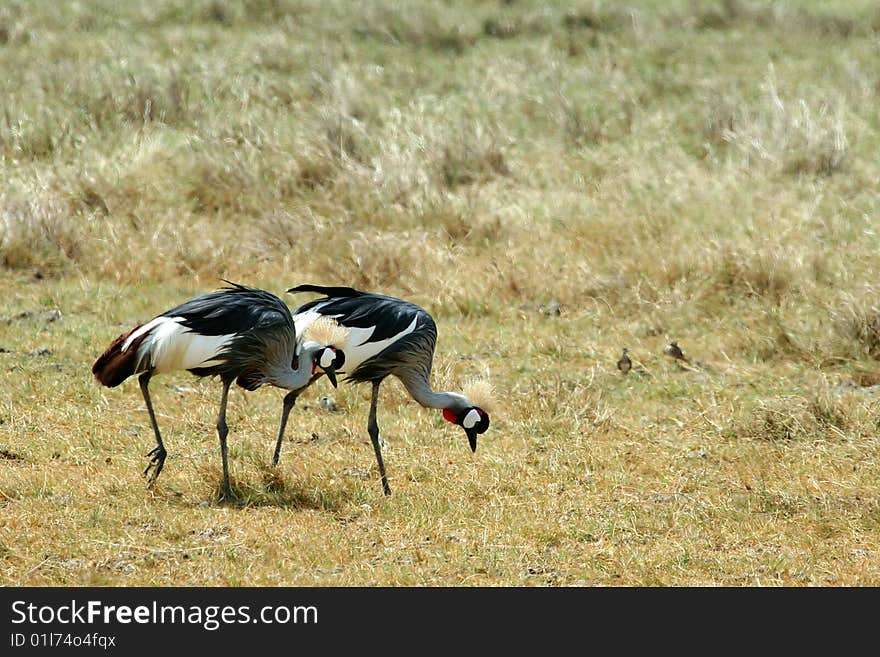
[91,281,348,500]
[284,284,493,496]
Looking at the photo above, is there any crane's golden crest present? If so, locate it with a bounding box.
[463,378,494,413]
[303,316,349,347]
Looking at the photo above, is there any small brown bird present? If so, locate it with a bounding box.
[617,348,632,374]
[663,340,689,364]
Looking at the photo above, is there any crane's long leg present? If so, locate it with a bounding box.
[271,390,299,466]
[368,380,391,496]
[216,376,234,501]
[139,372,167,486]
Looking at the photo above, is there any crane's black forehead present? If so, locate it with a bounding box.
[162,286,292,336]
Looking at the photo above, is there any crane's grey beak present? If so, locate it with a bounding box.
[466,428,478,452]
[323,368,338,388]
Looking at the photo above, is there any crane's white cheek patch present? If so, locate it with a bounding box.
[320,349,334,369]
[462,409,481,430]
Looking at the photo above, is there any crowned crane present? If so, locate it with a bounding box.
[91,281,348,500]
[284,284,492,496]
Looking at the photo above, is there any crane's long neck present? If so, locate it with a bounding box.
[401,372,467,411]
[269,344,317,390]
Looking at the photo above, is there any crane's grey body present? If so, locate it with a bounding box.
[118,285,303,391]
[293,290,431,376]
[287,284,491,495]
[93,282,343,500]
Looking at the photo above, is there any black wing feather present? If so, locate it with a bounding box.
[291,285,429,346]
[289,284,438,383]
[164,281,293,336]
[287,284,366,299]
[347,317,438,384]
[162,282,295,386]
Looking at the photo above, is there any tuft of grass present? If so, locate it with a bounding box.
[353,3,477,54]
[833,292,880,360]
[735,389,872,442]
[703,247,794,303]
[0,195,82,271]
[437,127,511,189]
[726,71,849,177]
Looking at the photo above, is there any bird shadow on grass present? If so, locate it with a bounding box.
[196,464,359,512]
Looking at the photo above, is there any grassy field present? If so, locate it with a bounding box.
[2,0,880,586]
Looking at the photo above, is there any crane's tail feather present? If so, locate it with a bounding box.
[286,284,365,298]
[92,326,147,388]
[219,279,253,292]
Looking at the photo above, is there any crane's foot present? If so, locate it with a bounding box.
[143,445,167,486]
[217,481,236,505]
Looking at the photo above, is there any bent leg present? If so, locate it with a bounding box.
[271,390,299,466]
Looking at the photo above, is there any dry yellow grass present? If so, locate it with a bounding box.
[2,0,880,586]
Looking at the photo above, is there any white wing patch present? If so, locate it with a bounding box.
[133,316,235,374]
[294,310,418,374]
[462,409,481,429]
[122,316,166,352]
[346,316,418,366]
